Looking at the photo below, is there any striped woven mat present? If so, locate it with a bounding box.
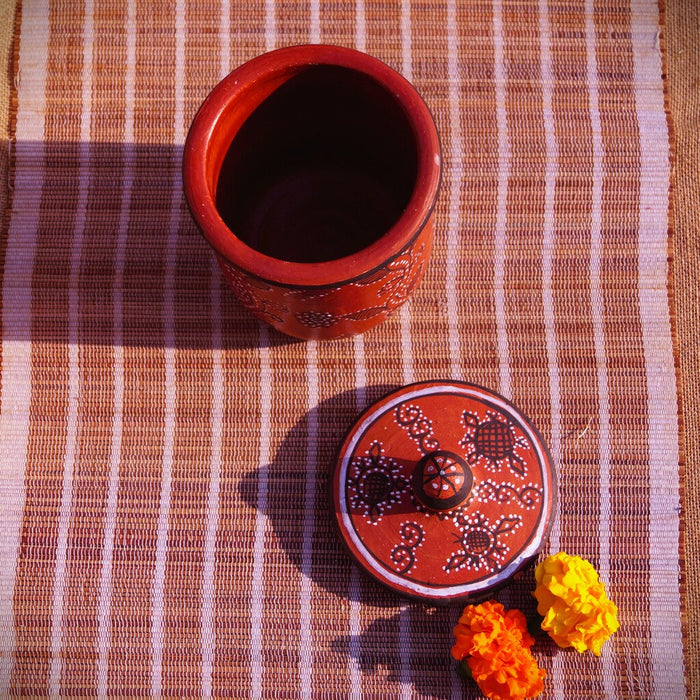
[0,0,686,697]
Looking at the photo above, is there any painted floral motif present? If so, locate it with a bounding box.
[445,511,522,574]
[294,240,426,330]
[373,242,427,312]
[460,410,531,477]
[219,236,427,336]
[395,402,440,454]
[347,441,409,523]
[295,306,385,329]
[218,259,289,325]
[295,311,338,328]
[390,521,425,574]
[281,286,337,301]
[475,479,542,511]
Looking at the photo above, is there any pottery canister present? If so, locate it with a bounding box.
[183,44,441,340]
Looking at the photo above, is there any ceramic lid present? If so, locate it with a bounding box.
[332,381,557,604]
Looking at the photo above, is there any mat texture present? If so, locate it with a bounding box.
[0,0,687,697]
[667,0,700,694]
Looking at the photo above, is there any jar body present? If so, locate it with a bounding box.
[216,220,433,339]
[184,45,441,339]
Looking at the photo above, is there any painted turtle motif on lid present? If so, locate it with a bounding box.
[332,381,557,604]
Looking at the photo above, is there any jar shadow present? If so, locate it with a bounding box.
[328,583,560,699]
[237,384,400,606]
[329,607,472,700]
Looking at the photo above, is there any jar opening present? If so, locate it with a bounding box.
[215,65,419,264]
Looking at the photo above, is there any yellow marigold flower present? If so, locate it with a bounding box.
[452,601,545,700]
[533,552,619,656]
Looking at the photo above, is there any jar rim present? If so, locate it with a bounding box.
[183,44,442,288]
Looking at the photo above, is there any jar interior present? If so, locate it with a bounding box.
[215,65,419,264]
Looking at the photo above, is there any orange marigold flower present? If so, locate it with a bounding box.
[533,552,619,656]
[452,600,545,700]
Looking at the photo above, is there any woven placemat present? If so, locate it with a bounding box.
[0,0,686,697]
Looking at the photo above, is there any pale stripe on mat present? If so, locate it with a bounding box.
[399,306,414,385]
[399,0,415,390]
[537,0,561,549]
[0,1,49,690]
[492,0,511,400]
[584,2,616,696]
[310,0,320,43]
[446,5,465,695]
[265,0,275,48]
[348,331,364,698]
[584,0,611,593]
[201,3,231,694]
[251,15,276,700]
[251,326,272,700]
[356,0,366,52]
[151,1,186,693]
[537,1,565,697]
[97,0,135,692]
[347,8,367,698]
[300,16,321,697]
[630,0,685,694]
[446,0,462,381]
[300,340,319,699]
[151,197,178,696]
[219,0,231,77]
[48,0,94,692]
[202,256,224,697]
[398,3,414,698]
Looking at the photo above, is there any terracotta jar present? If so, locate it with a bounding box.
[183,45,441,340]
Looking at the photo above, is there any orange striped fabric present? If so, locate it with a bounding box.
[0,0,685,696]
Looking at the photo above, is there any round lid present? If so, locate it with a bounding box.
[332,381,557,604]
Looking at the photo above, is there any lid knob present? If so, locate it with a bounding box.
[412,450,473,512]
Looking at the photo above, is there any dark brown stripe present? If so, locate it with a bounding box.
[363,0,408,413]
[366,0,401,71]
[0,0,19,371]
[407,0,453,385]
[497,0,566,687]
[276,0,312,46]
[547,5,606,692]
[666,0,698,691]
[320,0,356,45]
[502,0,550,418]
[256,338,315,697]
[349,7,410,696]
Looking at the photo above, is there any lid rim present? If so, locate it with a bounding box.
[332,380,558,604]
